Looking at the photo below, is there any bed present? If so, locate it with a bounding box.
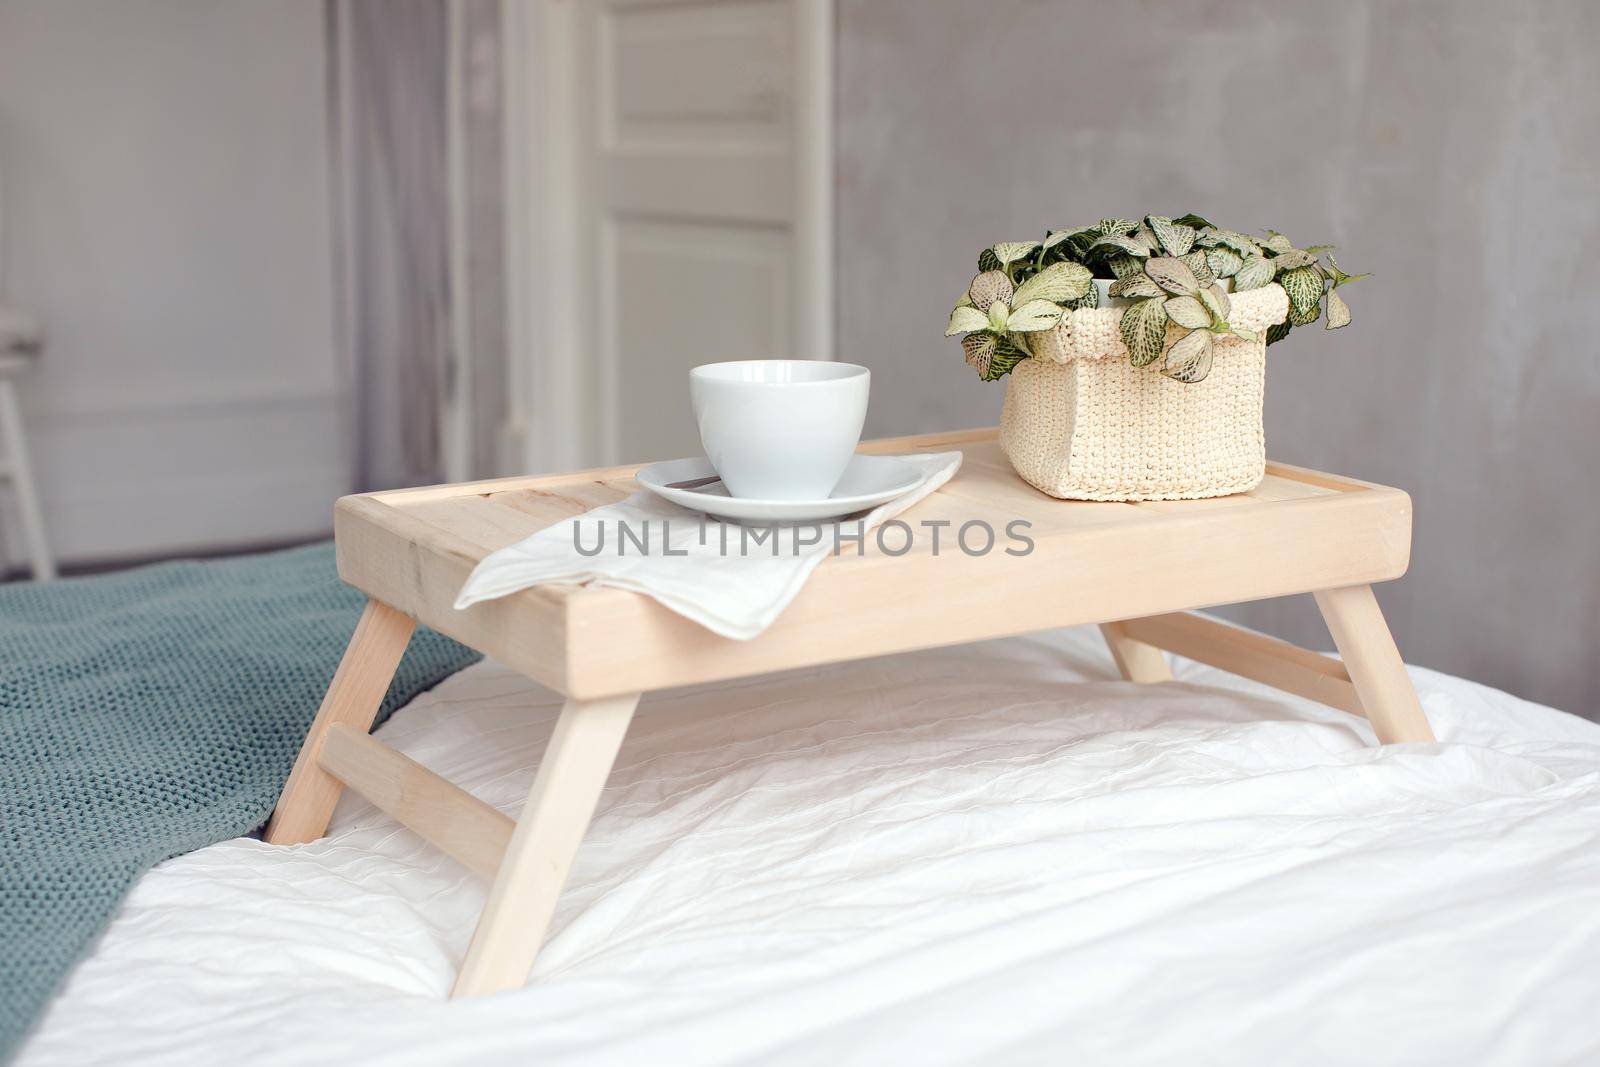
[18,624,1600,1066]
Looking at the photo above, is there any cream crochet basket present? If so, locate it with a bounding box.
[1000,283,1290,501]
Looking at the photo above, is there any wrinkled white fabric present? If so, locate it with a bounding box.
[21,625,1600,1067]
[453,452,962,640]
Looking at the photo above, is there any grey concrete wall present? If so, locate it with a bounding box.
[837,0,1600,716]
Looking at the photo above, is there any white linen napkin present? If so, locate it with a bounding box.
[453,451,962,640]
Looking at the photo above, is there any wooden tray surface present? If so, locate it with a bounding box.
[334,428,1411,699]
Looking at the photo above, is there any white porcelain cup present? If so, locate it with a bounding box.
[690,360,870,500]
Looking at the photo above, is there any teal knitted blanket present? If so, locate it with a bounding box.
[0,543,481,1061]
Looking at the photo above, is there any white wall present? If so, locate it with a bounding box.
[0,0,345,566]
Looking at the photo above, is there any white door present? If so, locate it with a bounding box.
[512,0,832,470]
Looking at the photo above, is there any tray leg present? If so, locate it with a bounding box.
[452,691,641,998]
[265,599,416,845]
[1100,622,1172,683]
[1313,585,1435,744]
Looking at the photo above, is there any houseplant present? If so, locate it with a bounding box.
[946,215,1364,500]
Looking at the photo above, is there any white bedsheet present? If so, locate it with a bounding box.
[20,625,1600,1066]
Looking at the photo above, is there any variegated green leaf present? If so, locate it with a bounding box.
[978,247,1001,272]
[1119,298,1168,368]
[1327,254,1370,285]
[1270,248,1316,271]
[1012,261,1092,306]
[1228,323,1261,343]
[987,300,1011,331]
[984,334,1031,381]
[1164,294,1210,329]
[1039,241,1077,266]
[1042,228,1087,251]
[1325,289,1351,329]
[1005,299,1066,332]
[1225,230,1264,257]
[992,241,1041,265]
[1134,223,1160,253]
[946,305,990,336]
[1090,233,1152,258]
[1161,328,1214,383]
[1147,215,1197,257]
[1265,321,1292,345]
[962,332,996,376]
[1205,247,1243,278]
[967,269,1014,311]
[1097,218,1138,236]
[1064,286,1099,310]
[1109,273,1164,299]
[1108,254,1143,279]
[1181,250,1215,287]
[1261,231,1294,255]
[1145,256,1201,296]
[1197,229,1263,257]
[1232,255,1274,291]
[1066,230,1099,258]
[1199,283,1231,322]
[1282,266,1323,326]
[1172,213,1214,231]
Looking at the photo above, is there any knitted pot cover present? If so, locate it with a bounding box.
[1001,284,1289,501]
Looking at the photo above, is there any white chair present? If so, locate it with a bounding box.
[0,283,56,582]
[0,148,55,581]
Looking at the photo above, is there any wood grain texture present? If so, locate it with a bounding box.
[1099,622,1172,683]
[452,692,640,998]
[317,724,513,880]
[1315,585,1436,743]
[333,495,573,693]
[265,599,415,844]
[331,428,1414,701]
[1118,611,1364,717]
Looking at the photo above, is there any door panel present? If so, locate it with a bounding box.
[603,154,792,223]
[580,0,811,464]
[609,219,791,456]
[604,0,791,150]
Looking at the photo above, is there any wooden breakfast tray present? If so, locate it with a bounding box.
[266,427,1433,997]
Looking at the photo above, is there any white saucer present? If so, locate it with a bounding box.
[635,454,925,523]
